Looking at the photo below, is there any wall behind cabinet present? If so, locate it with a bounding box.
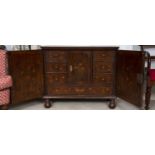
[119,45,140,50]
[6,45,40,50]
[6,45,141,51]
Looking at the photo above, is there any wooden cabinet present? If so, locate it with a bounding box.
[8,47,147,109]
[43,47,116,108]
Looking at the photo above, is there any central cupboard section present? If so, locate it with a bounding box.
[44,48,116,98]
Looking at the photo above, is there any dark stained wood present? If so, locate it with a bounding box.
[109,99,116,109]
[42,46,119,51]
[46,51,67,62]
[144,52,155,110]
[94,62,113,73]
[93,73,113,84]
[93,50,114,61]
[68,51,91,84]
[150,56,155,60]
[43,47,118,108]
[47,86,113,96]
[46,63,67,72]
[0,105,9,110]
[145,83,151,110]
[8,50,44,104]
[44,98,52,108]
[7,47,148,109]
[116,50,145,107]
[46,73,67,85]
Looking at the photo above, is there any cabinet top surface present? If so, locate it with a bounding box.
[41,46,119,50]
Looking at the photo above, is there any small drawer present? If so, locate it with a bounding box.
[47,86,112,96]
[94,51,114,61]
[89,87,113,96]
[46,73,67,85]
[46,63,67,72]
[94,62,113,73]
[93,73,113,84]
[46,51,67,62]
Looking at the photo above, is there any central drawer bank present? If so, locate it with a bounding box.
[8,47,147,109]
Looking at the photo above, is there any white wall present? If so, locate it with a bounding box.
[6,45,40,50]
[144,47,155,56]
[144,47,155,68]
[119,45,140,50]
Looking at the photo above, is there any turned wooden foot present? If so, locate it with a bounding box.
[145,86,152,110]
[109,99,116,109]
[1,104,9,110]
[44,99,52,108]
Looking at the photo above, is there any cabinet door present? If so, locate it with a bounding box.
[68,51,91,85]
[116,50,145,107]
[8,51,44,104]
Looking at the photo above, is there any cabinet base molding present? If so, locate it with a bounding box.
[43,96,116,109]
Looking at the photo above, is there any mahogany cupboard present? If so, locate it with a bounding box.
[8,47,148,109]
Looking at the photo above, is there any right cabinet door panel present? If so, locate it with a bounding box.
[116,50,145,107]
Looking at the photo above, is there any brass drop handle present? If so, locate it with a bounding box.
[69,65,73,72]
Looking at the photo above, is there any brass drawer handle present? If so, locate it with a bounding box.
[69,65,73,72]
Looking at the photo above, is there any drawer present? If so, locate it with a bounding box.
[93,73,113,84]
[47,86,112,96]
[46,63,67,72]
[94,62,113,73]
[94,51,114,61]
[46,73,67,85]
[46,51,67,62]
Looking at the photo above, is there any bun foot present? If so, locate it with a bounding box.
[109,99,116,109]
[145,106,150,110]
[44,99,52,108]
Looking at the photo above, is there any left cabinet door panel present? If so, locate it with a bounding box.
[8,51,44,104]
